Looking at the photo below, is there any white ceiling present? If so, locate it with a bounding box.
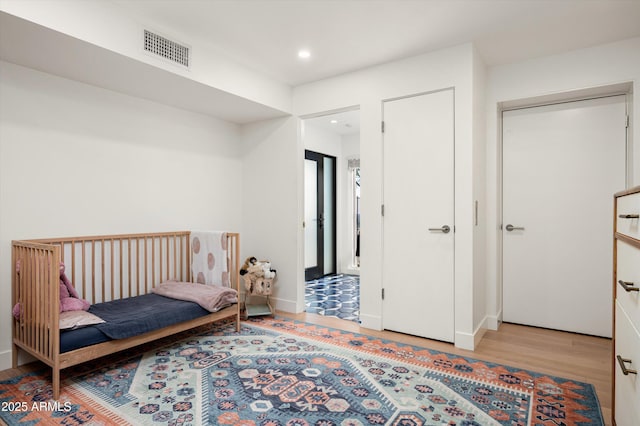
[305,109,361,136]
[112,0,640,86]
[2,1,639,125]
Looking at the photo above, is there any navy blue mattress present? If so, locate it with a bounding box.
[60,293,210,353]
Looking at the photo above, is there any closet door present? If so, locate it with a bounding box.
[382,89,454,342]
[502,95,626,337]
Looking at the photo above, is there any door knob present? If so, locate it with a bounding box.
[428,225,450,234]
[505,224,525,232]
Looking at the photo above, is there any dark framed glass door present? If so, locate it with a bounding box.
[304,150,336,280]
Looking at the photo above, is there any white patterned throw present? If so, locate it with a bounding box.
[190,230,229,286]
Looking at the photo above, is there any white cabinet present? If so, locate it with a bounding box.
[617,191,640,240]
[613,186,640,426]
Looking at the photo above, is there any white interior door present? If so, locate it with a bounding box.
[503,95,627,337]
[382,89,454,342]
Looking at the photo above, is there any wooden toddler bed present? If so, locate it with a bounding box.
[11,231,240,400]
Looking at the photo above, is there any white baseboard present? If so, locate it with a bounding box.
[271,297,299,314]
[241,292,300,314]
[0,349,11,371]
[454,330,475,350]
[455,317,488,351]
[359,314,382,331]
[474,316,488,348]
[1,347,38,370]
[486,311,502,330]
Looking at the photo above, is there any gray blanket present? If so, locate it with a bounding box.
[88,293,209,339]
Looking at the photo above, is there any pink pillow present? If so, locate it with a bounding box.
[59,310,104,330]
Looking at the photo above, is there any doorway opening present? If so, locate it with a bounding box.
[302,108,361,322]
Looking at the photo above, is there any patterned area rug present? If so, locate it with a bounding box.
[0,317,604,425]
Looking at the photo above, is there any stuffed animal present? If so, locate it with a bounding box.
[261,262,276,279]
[240,256,276,295]
[259,277,273,294]
[247,276,274,295]
[13,262,90,318]
[240,256,257,276]
[243,273,255,293]
[241,256,276,279]
[59,263,90,312]
[253,277,266,295]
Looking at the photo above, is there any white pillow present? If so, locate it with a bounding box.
[59,311,105,330]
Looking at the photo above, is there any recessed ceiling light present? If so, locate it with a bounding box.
[330,120,338,124]
[298,50,311,59]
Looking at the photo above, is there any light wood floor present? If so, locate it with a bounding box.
[0,311,612,425]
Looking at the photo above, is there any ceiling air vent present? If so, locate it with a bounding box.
[144,29,190,68]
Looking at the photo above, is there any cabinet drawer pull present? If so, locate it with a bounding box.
[616,355,638,375]
[618,280,639,292]
[618,214,639,219]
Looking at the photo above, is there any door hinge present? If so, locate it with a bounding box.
[626,114,630,128]
[382,288,385,300]
[381,121,385,133]
[381,204,385,216]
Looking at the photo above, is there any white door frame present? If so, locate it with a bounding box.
[299,105,361,312]
[496,83,633,326]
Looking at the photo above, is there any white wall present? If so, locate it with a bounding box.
[293,43,484,349]
[485,37,640,327]
[0,61,244,370]
[304,123,343,155]
[240,117,301,313]
[472,47,488,343]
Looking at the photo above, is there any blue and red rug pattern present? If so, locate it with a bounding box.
[0,317,604,425]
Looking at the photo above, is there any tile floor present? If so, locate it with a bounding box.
[304,274,360,322]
